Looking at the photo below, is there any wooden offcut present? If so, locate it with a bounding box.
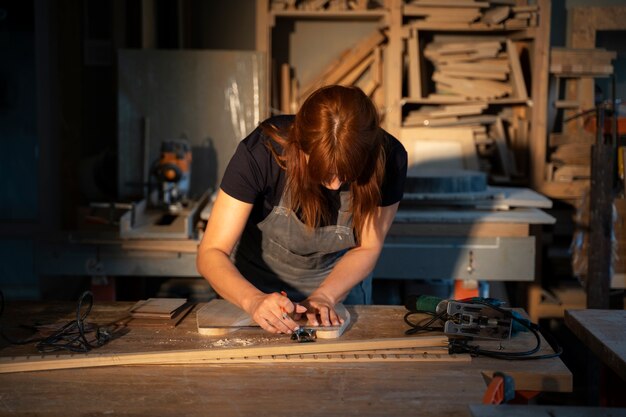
[130,298,187,318]
[196,299,351,339]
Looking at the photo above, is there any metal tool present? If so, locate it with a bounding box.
[291,328,317,343]
[151,139,192,213]
[405,295,515,340]
[443,301,512,340]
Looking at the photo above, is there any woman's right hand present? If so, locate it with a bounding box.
[245,292,307,334]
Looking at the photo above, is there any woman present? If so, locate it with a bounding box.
[197,85,407,334]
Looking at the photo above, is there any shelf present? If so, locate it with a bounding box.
[402,97,531,106]
[405,21,535,32]
[271,10,387,19]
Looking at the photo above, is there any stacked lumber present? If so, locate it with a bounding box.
[550,48,616,76]
[283,29,386,113]
[423,38,526,101]
[404,1,485,24]
[270,0,296,10]
[403,1,539,28]
[405,103,488,127]
[270,0,381,11]
[545,47,617,187]
[125,298,192,328]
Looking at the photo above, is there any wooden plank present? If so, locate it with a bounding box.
[121,302,194,328]
[528,0,551,189]
[175,352,471,364]
[481,6,510,25]
[0,336,449,374]
[337,52,374,86]
[400,127,479,170]
[439,68,508,80]
[280,62,291,114]
[408,0,489,7]
[507,39,528,100]
[298,29,385,102]
[552,165,590,182]
[492,116,514,178]
[130,298,187,318]
[408,28,422,98]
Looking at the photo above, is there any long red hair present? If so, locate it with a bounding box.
[262,85,386,242]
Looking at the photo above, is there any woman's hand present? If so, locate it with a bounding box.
[245,292,307,334]
[297,292,344,327]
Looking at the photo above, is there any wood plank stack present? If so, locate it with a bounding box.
[126,298,192,328]
[282,28,386,113]
[403,0,539,28]
[270,0,382,11]
[545,47,617,190]
[550,48,617,77]
[424,38,525,101]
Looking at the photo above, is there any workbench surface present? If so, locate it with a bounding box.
[0,302,572,416]
[565,309,626,381]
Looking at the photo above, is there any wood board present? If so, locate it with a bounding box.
[130,298,188,318]
[122,302,194,328]
[196,299,351,339]
[400,127,480,171]
[0,336,449,374]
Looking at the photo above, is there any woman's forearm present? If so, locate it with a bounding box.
[197,247,264,313]
[313,245,381,304]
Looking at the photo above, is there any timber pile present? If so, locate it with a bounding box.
[404,37,529,181]
[550,48,616,77]
[423,39,525,101]
[545,47,617,187]
[282,29,386,113]
[404,0,538,28]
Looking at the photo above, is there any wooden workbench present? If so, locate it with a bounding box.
[0,302,571,416]
[565,309,626,382]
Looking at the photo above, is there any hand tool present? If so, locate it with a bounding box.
[279,291,290,320]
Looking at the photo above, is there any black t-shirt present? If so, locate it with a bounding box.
[220,115,407,226]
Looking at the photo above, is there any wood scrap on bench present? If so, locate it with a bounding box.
[196,299,351,339]
[124,298,193,328]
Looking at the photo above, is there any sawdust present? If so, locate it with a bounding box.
[210,336,276,348]
[211,338,255,347]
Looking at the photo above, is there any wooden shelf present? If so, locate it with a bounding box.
[402,97,531,105]
[406,21,535,32]
[271,10,387,19]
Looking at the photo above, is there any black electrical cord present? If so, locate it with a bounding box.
[404,299,563,360]
[403,310,446,335]
[0,290,111,353]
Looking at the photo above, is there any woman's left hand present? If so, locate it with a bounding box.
[296,293,344,327]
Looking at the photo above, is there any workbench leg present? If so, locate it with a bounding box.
[91,276,116,301]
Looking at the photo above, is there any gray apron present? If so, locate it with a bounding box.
[233,188,372,304]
